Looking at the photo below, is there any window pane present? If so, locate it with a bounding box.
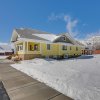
[62,45,67,50]
[17,46,19,51]
[34,44,38,50]
[47,44,50,50]
[62,36,66,41]
[20,45,23,50]
[76,47,78,51]
[17,45,23,51]
[70,46,72,50]
[30,45,33,51]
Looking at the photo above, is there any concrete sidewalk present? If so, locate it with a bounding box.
[0,63,73,100]
[0,81,10,100]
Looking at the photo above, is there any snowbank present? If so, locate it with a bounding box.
[0,56,13,63]
[11,55,100,100]
[0,56,8,59]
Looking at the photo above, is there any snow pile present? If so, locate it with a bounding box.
[0,56,13,63]
[11,55,100,100]
[0,56,8,59]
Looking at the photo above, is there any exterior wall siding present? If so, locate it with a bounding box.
[59,45,81,57]
[59,45,70,56]
[15,41,82,59]
[41,43,59,57]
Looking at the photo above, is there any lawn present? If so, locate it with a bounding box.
[11,55,100,100]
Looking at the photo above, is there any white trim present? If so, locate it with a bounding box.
[17,45,23,52]
[18,38,51,43]
[23,41,26,53]
[40,43,42,54]
[59,44,60,55]
[62,45,67,51]
[17,38,76,46]
[27,41,28,52]
[57,42,74,46]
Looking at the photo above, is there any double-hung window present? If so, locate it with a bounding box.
[34,44,38,51]
[70,46,72,50]
[62,36,66,41]
[62,45,67,50]
[17,45,23,51]
[47,44,51,50]
[76,47,78,51]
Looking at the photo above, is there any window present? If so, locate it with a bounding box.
[76,47,78,51]
[17,45,23,51]
[62,36,66,41]
[62,45,67,50]
[29,44,39,51]
[20,45,23,50]
[29,45,33,51]
[17,46,19,51]
[47,44,51,50]
[70,46,72,50]
[34,44,38,51]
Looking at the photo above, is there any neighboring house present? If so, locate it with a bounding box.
[79,40,93,55]
[82,36,100,54]
[82,47,93,55]
[90,36,100,54]
[11,28,82,60]
[0,43,13,55]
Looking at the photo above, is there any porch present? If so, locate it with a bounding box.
[15,41,41,60]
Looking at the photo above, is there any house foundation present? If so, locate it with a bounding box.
[18,54,41,60]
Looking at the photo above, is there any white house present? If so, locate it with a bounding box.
[0,43,13,55]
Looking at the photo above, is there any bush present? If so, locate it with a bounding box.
[6,55,12,60]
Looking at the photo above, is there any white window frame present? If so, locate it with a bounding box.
[62,45,67,50]
[76,47,78,51]
[34,44,39,51]
[62,36,66,41]
[47,44,51,50]
[17,45,23,51]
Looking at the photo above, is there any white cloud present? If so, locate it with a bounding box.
[48,13,100,40]
[82,23,87,26]
[48,13,79,37]
[64,15,78,37]
[48,13,64,21]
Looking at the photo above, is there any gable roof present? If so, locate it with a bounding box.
[11,28,51,42]
[53,34,75,44]
[11,28,79,45]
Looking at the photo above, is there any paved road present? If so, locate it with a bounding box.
[0,63,73,100]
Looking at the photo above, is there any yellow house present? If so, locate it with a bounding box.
[11,28,82,60]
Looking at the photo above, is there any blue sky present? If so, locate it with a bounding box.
[0,0,100,42]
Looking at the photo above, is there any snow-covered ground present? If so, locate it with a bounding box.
[11,55,100,100]
[0,56,8,59]
[0,56,13,63]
